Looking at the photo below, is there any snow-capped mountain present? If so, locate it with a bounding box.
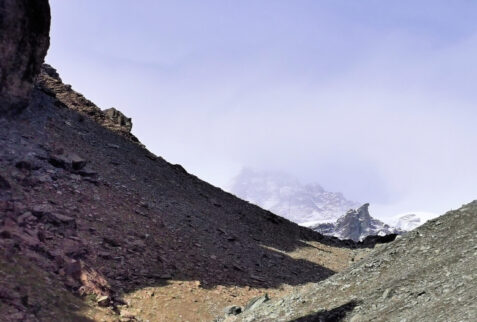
[228,168,360,225]
[390,212,436,231]
[311,203,401,242]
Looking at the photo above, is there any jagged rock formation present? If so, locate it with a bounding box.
[235,202,477,321]
[229,168,360,225]
[103,107,133,133]
[37,64,139,143]
[312,203,401,242]
[0,0,50,115]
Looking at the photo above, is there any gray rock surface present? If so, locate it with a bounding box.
[0,0,50,115]
[236,202,477,321]
[244,293,270,312]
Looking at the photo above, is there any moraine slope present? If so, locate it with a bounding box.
[235,202,477,321]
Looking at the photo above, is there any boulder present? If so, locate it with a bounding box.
[96,295,110,307]
[0,0,50,115]
[244,293,269,311]
[48,152,87,171]
[224,305,242,316]
[0,174,11,201]
[103,108,133,133]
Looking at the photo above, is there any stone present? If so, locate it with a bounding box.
[97,295,110,307]
[76,167,98,177]
[244,293,270,311]
[0,174,12,201]
[106,143,120,149]
[63,239,87,259]
[97,251,112,260]
[17,211,35,226]
[103,107,132,133]
[349,314,364,322]
[48,152,87,171]
[382,288,392,299]
[15,160,34,171]
[250,274,265,282]
[159,273,172,280]
[31,204,54,217]
[103,237,121,247]
[47,213,76,226]
[0,175,11,190]
[0,0,50,115]
[34,208,76,229]
[119,310,136,319]
[224,306,242,316]
[64,260,82,280]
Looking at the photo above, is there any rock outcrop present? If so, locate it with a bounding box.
[312,203,401,242]
[103,107,133,133]
[0,0,50,115]
[37,64,139,142]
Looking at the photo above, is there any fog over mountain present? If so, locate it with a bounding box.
[390,212,437,231]
[47,0,477,220]
[229,169,439,231]
[229,168,360,225]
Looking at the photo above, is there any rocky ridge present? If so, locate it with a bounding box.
[311,203,401,242]
[37,64,139,143]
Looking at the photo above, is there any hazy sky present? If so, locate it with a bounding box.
[47,0,477,219]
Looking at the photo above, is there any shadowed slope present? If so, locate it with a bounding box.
[0,75,379,320]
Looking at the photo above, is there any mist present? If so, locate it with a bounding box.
[47,0,477,219]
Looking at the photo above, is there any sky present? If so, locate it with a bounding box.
[47,0,477,220]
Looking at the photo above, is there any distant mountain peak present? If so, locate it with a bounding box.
[229,168,359,225]
[313,203,401,242]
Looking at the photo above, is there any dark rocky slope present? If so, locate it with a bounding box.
[1,66,387,320]
[0,84,361,320]
[235,202,477,321]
